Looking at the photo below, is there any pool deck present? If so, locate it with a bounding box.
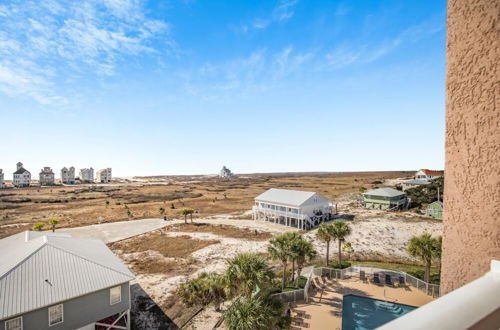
[292,277,434,329]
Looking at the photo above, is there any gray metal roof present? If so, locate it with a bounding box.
[255,188,326,207]
[0,231,134,319]
[403,179,431,185]
[364,187,406,197]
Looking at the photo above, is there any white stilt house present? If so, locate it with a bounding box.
[252,188,332,230]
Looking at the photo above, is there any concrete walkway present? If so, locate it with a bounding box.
[59,218,167,243]
[58,215,294,244]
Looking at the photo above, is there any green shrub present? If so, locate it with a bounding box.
[328,261,352,269]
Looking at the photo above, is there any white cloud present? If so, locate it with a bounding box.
[180,46,314,100]
[273,0,299,21]
[241,0,299,33]
[0,0,169,105]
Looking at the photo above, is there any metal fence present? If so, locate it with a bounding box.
[272,264,440,304]
[315,264,440,297]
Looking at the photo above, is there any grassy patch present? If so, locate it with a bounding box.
[109,231,220,258]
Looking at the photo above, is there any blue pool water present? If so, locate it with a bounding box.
[342,295,417,330]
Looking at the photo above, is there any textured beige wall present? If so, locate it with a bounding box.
[441,0,500,294]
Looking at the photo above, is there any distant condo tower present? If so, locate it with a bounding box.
[80,167,94,183]
[96,168,112,183]
[219,166,235,178]
[61,166,75,184]
[39,167,55,186]
[0,169,4,188]
[13,162,31,188]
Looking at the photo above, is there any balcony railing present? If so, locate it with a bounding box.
[379,260,500,330]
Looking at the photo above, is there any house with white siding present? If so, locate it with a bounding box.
[80,168,94,183]
[253,188,332,230]
[13,162,31,188]
[415,169,444,180]
[401,179,431,191]
[39,167,55,186]
[60,167,75,184]
[0,231,134,330]
[96,168,112,183]
[219,166,235,178]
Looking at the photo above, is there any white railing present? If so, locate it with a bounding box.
[314,264,440,297]
[271,269,314,303]
[379,260,500,330]
[252,206,307,220]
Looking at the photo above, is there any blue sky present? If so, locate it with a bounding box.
[0,0,446,177]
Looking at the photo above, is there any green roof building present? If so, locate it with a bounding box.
[362,187,409,210]
[426,201,443,220]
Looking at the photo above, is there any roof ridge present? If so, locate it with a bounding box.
[0,238,47,281]
[45,241,134,279]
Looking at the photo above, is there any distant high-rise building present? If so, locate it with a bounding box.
[80,168,94,183]
[96,168,112,183]
[61,166,75,184]
[39,167,55,186]
[13,162,31,188]
[219,166,235,178]
[0,169,4,188]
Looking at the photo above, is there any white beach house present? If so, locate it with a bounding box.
[252,188,332,230]
[61,166,75,184]
[80,167,94,183]
[13,162,31,187]
[96,168,112,183]
[39,167,55,186]
[415,169,444,180]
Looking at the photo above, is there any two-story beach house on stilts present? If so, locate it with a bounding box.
[0,231,134,330]
[253,188,332,230]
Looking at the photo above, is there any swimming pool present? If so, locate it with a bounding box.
[342,295,417,330]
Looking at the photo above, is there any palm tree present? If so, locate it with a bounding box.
[408,233,439,283]
[285,232,301,282]
[268,233,295,290]
[224,253,274,298]
[330,221,352,267]
[293,238,317,287]
[434,236,443,273]
[223,294,290,330]
[178,272,226,311]
[316,223,333,266]
[32,222,45,231]
[181,208,194,224]
[47,218,59,232]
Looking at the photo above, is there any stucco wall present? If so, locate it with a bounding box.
[441,0,500,294]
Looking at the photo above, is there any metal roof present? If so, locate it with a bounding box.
[403,179,431,185]
[363,187,406,197]
[255,188,326,207]
[0,231,134,319]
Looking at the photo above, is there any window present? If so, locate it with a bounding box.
[5,317,22,330]
[110,286,121,305]
[48,304,63,326]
